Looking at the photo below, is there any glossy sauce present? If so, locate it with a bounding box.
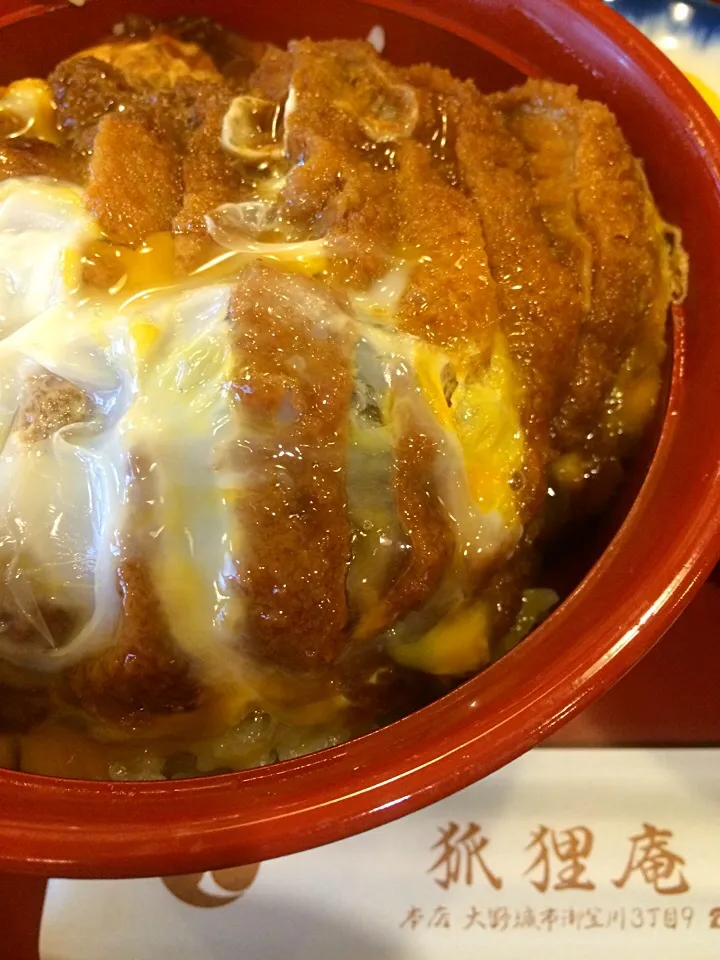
[0,21,683,779]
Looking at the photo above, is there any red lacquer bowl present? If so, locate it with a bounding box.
[1,0,720,938]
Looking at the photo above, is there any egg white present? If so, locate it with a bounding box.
[0,176,526,681]
[0,179,98,339]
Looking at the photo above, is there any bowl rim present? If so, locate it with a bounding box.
[1,0,720,879]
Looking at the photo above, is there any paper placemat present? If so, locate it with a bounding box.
[40,749,720,960]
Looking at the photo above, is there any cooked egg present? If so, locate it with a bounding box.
[0,79,59,144]
[0,179,98,338]
[389,602,491,675]
[118,284,243,672]
[0,176,529,685]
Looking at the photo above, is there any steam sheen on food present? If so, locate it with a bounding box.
[0,18,685,779]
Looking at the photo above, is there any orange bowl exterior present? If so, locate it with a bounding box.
[0,0,718,880]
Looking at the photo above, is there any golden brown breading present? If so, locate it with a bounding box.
[65,558,199,727]
[561,95,670,452]
[50,56,136,155]
[491,81,594,311]
[353,420,455,642]
[173,94,248,269]
[280,136,397,287]
[227,263,353,670]
[86,113,181,246]
[0,138,84,183]
[395,139,498,353]
[276,39,409,286]
[17,373,93,445]
[451,81,585,515]
[0,23,681,770]
[286,39,418,147]
[492,80,672,475]
[249,45,293,102]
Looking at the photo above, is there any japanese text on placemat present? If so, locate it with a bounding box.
[428,821,688,894]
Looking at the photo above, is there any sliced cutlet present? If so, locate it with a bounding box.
[226,262,353,670]
[86,112,181,246]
